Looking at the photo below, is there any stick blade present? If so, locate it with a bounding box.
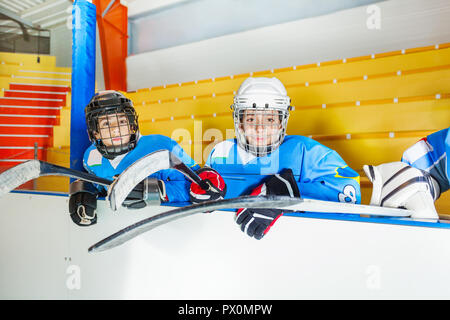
[88,212,190,253]
[0,160,41,198]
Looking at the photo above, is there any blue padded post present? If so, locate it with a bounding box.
[70,0,96,172]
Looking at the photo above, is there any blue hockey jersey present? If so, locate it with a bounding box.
[402,127,450,194]
[206,135,361,203]
[83,134,199,203]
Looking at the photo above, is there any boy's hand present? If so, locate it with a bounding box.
[236,168,300,239]
[189,167,227,203]
[69,180,98,226]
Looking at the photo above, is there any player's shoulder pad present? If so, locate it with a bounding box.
[84,146,103,168]
[284,134,327,150]
[284,134,313,144]
[139,134,178,147]
[209,139,236,161]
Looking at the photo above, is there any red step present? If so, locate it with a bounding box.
[0,114,60,126]
[0,163,26,171]
[9,83,70,93]
[4,90,67,105]
[0,125,53,135]
[0,82,71,166]
[0,148,45,159]
[17,181,35,190]
[0,97,64,107]
[0,135,52,147]
[0,106,61,116]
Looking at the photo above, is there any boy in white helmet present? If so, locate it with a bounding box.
[199,77,361,240]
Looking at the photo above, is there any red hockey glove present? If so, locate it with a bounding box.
[189,167,227,203]
[236,168,300,240]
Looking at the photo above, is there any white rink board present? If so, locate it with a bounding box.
[1,192,450,299]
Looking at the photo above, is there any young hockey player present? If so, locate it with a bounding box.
[363,126,449,219]
[69,90,214,226]
[192,77,362,240]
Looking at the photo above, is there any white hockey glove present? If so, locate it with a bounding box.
[363,162,440,220]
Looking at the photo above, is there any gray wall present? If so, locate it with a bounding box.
[49,22,105,91]
[126,0,450,90]
[129,0,384,55]
[50,24,72,68]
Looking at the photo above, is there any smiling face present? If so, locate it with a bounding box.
[231,77,291,157]
[94,112,131,147]
[239,109,282,147]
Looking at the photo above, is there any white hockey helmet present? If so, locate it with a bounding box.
[231,77,292,157]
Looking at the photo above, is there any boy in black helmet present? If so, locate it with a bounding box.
[69,90,225,226]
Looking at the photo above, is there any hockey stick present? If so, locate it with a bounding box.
[107,149,204,211]
[89,195,414,253]
[0,160,113,198]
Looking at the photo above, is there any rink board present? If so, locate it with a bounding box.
[1,191,450,299]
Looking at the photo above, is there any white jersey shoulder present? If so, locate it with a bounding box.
[209,139,258,165]
[86,148,103,167]
[210,140,235,160]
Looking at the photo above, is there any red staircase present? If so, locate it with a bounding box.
[0,83,70,189]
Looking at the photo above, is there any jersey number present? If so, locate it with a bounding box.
[338,185,357,203]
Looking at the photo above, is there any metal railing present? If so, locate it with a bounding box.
[0,144,70,191]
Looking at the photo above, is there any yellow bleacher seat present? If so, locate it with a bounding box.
[0,52,56,67]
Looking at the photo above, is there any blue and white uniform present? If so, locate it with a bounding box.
[402,127,450,194]
[206,135,361,203]
[83,134,199,203]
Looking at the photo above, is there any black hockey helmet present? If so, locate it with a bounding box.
[85,90,139,159]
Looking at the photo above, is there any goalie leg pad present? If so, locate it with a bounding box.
[363,162,439,220]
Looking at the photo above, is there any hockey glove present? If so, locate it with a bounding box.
[69,180,98,226]
[363,162,440,220]
[123,178,168,209]
[236,168,300,240]
[189,167,227,204]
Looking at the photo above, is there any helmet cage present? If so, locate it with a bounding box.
[232,96,291,157]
